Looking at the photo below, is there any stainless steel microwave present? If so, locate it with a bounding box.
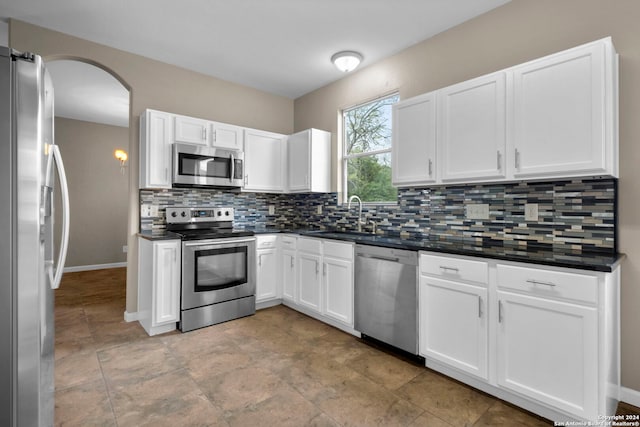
[172,143,244,189]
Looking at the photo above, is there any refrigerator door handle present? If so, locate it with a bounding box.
[46,144,70,289]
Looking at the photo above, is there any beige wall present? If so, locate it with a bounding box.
[8,19,294,318]
[54,117,129,268]
[294,0,640,392]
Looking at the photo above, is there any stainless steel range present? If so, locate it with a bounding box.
[166,206,256,332]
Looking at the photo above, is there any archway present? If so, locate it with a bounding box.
[46,58,131,304]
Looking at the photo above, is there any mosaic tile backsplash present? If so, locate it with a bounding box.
[140,177,616,253]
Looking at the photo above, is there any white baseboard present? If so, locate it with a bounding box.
[621,387,640,408]
[63,262,127,273]
[124,311,139,322]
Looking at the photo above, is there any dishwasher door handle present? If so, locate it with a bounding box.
[357,253,400,263]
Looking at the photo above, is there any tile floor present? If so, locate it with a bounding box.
[54,267,638,426]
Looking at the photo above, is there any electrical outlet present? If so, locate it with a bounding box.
[317,205,323,215]
[122,245,128,253]
[140,204,152,218]
[525,203,539,221]
[268,205,275,215]
[466,204,490,220]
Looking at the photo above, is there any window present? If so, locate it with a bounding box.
[343,93,399,203]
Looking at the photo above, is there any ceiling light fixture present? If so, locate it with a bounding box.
[331,51,363,73]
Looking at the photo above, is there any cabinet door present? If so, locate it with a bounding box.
[256,248,278,302]
[282,249,297,303]
[244,129,285,192]
[419,277,488,379]
[512,42,608,178]
[153,241,180,325]
[323,256,353,326]
[496,290,598,420]
[439,73,506,182]
[297,251,322,313]
[287,130,311,192]
[174,115,209,145]
[392,92,437,186]
[212,122,244,151]
[140,110,172,189]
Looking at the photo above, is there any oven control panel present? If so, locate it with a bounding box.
[166,207,234,224]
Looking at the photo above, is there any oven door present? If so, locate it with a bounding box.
[182,237,256,310]
[172,143,244,188]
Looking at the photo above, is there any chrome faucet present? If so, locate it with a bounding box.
[347,195,364,232]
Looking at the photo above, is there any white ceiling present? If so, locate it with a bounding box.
[0,0,510,126]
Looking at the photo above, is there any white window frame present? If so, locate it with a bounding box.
[342,92,399,205]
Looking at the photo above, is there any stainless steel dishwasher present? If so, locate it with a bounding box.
[354,244,419,354]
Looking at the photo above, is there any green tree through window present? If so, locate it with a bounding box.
[343,93,399,203]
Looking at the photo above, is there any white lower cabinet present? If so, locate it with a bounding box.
[419,252,620,423]
[281,235,297,303]
[419,276,488,380]
[297,238,323,313]
[271,236,355,333]
[322,241,354,327]
[255,235,279,305]
[137,238,181,336]
[496,290,598,419]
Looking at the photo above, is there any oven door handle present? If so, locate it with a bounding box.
[183,238,256,247]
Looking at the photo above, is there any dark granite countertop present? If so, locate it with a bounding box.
[296,231,623,273]
[138,230,183,241]
[138,228,622,272]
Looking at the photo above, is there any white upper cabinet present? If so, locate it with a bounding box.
[211,122,244,150]
[439,72,507,182]
[391,37,618,187]
[287,128,331,193]
[392,92,437,186]
[511,38,617,179]
[140,109,173,189]
[243,128,286,192]
[174,114,209,146]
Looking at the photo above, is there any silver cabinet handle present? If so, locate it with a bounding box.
[478,296,482,318]
[323,263,327,276]
[244,175,248,185]
[498,300,503,323]
[497,151,502,170]
[515,148,521,170]
[258,254,262,267]
[202,127,207,141]
[290,257,294,269]
[230,153,235,183]
[428,158,433,176]
[315,260,319,276]
[526,279,556,287]
[165,167,168,181]
[439,266,459,272]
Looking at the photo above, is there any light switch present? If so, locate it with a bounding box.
[317,205,323,215]
[268,205,275,215]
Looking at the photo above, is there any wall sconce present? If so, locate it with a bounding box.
[114,149,128,174]
[331,51,363,73]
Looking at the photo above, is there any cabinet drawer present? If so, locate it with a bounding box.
[420,253,488,285]
[256,235,278,249]
[281,235,297,250]
[497,264,598,304]
[323,241,353,260]
[298,237,322,253]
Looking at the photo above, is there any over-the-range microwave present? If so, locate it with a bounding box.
[172,143,244,189]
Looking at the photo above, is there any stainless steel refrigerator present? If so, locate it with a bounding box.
[0,47,70,426]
